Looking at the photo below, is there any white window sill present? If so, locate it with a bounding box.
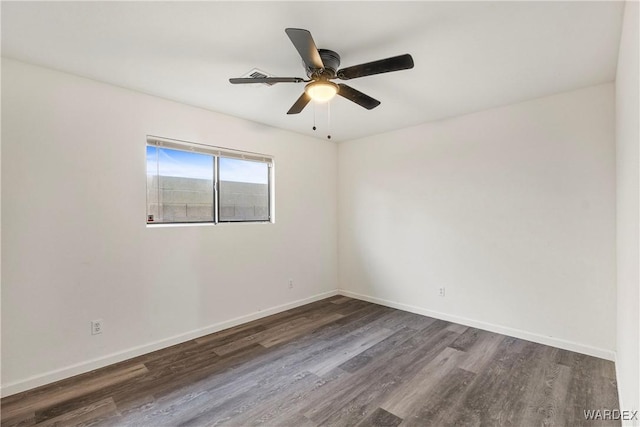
[146,221,273,228]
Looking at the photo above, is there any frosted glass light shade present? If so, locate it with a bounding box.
[305,81,338,102]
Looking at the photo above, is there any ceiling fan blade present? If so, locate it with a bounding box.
[285,28,324,71]
[287,92,312,114]
[337,54,414,80]
[337,84,381,110]
[229,77,305,84]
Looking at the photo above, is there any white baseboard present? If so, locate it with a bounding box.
[0,290,339,397]
[614,358,640,427]
[2,288,617,398]
[616,360,626,417]
[338,289,616,362]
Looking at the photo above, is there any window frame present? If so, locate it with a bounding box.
[216,155,272,223]
[146,135,274,226]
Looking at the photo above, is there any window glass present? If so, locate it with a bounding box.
[146,146,214,223]
[218,157,270,222]
[146,138,272,225]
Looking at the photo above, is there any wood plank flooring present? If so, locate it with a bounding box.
[1,297,620,426]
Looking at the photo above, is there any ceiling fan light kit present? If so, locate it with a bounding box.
[305,81,339,102]
[229,27,414,122]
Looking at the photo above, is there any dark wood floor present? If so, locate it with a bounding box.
[1,296,620,426]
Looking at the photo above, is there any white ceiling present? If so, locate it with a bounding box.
[1,1,624,142]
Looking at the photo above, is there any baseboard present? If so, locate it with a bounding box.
[338,289,616,362]
[616,359,626,419]
[0,289,339,397]
[2,288,616,397]
[614,357,640,427]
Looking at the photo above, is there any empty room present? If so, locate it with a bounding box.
[1,1,638,426]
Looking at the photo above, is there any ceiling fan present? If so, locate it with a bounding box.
[229,28,414,115]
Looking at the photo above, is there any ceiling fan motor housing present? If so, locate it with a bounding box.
[307,49,341,79]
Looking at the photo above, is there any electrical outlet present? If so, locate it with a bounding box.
[288,279,294,289]
[438,287,446,297]
[91,319,103,335]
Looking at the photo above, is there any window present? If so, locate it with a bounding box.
[146,136,273,225]
[218,157,270,222]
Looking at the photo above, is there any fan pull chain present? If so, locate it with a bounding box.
[312,102,317,131]
[327,101,331,140]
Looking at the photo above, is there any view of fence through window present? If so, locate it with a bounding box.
[218,157,269,221]
[146,145,270,224]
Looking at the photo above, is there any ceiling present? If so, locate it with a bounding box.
[1,1,624,142]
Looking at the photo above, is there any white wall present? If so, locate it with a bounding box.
[339,84,616,359]
[616,0,640,419]
[1,59,338,395]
